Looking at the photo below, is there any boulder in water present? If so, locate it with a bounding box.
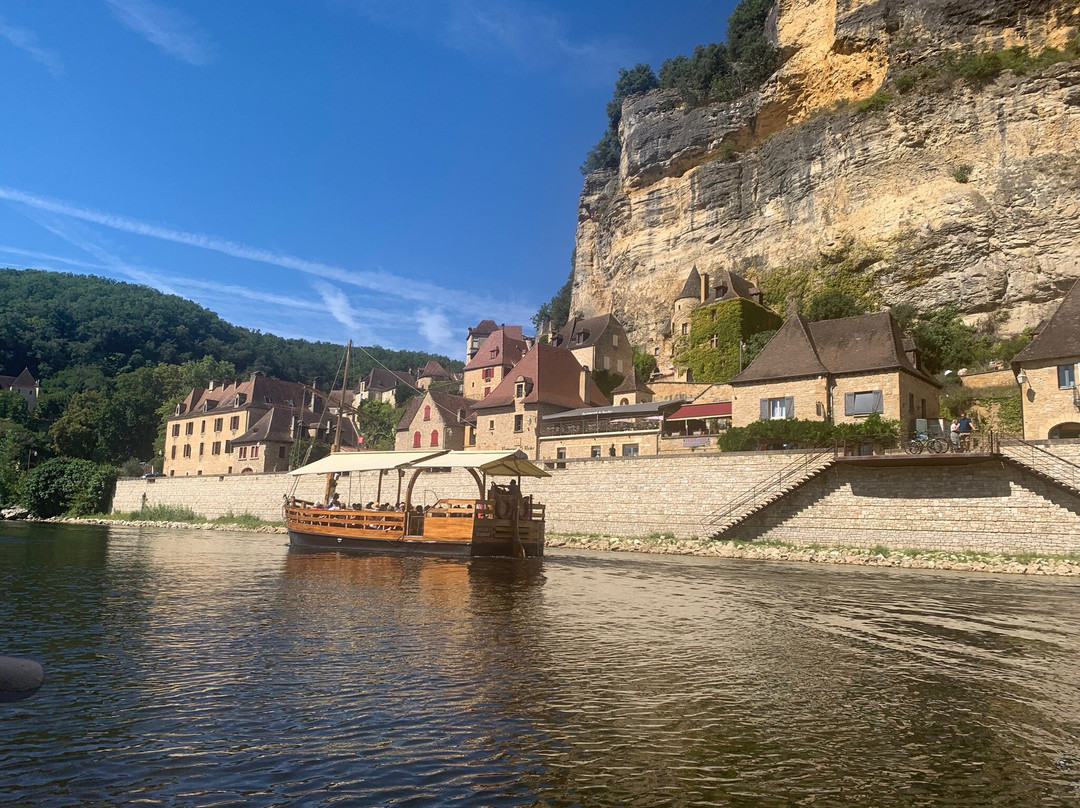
[0,656,44,702]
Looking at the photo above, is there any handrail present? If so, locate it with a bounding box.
[1000,439,1080,492]
[704,444,837,529]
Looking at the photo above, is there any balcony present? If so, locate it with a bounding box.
[537,417,661,438]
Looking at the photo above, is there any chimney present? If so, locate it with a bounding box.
[579,365,589,403]
[208,380,215,392]
[700,272,709,303]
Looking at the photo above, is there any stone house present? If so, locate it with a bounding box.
[610,366,653,406]
[394,390,474,451]
[550,314,633,378]
[537,399,686,461]
[470,342,609,458]
[466,319,499,363]
[416,360,456,391]
[462,325,529,401]
[163,374,348,476]
[356,368,415,404]
[1012,280,1080,439]
[729,312,941,428]
[0,368,39,413]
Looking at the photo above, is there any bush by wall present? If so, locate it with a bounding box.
[717,412,899,452]
[21,457,117,518]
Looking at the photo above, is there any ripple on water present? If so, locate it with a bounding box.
[4,527,1080,806]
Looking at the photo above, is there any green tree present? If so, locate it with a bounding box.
[581,63,658,175]
[533,269,574,334]
[804,291,867,321]
[591,369,625,400]
[50,389,108,461]
[358,400,402,450]
[0,390,30,424]
[632,347,658,381]
[20,456,116,517]
[289,438,330,471]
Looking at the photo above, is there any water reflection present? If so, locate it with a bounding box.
[3,524,1080,806]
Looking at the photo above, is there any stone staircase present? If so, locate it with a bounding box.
[999,440,1080,498]
[704,448,837,539]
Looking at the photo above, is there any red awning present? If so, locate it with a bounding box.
[667,402,732,420]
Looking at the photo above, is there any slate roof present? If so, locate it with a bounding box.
[732,312,938,386]
[171,373,313,419]
[1011,280,1080,365]
[471,343,609,411]
[676,267,701,301]
[463,327,528,371]
[611,366,652,395]
[363,367,415,392]
[0,368,37,390]
[551,314,619,351]
[397,391,476,431]
[702,269,763,305]
[418,360,453,380]
[231,407,297,445]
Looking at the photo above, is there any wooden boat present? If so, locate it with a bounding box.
[284,450,548,558]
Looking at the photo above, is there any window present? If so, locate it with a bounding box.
[214,418,223,432]
[482,367,494,380]
[212,441,221,456]
[431,429,439,446]
[591,445,601,458]
[488,419,495,431]
[908,393,915,414]
[1059,364,1076,389]
[710,309,717,322]
[183,445,191,458]
[653,346,660,356]
[556,448,566,460]
[423,405,431,421]
[200,420,206,434]
[575,333,586,345]
[681,323,689,335]
[709,334,718,348]
[613,334,619,347]
[238,446,248,459]
[278,446,286,458]
[225,440,232,454]
[468,428,476,446]
[185,422,194,435]
[413,431,421,448]
[171,446,176,459]
[264,396,272,404]
[617,358,623,373]
[484,386,491,397]
[604,356,610,370]
[251,446,259,458]
[230,416,240,430]
[622,444,639,457]
[921,398,926,417]
[844,390,884,416]
[515,382,526,398]
[172,424,180,437]
[514,414,523,433]
[760,397,794,420]
[198,443,204,457]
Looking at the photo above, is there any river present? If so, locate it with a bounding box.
[3,521,1080,806]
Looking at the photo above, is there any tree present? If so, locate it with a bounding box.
[289,438,330,471]
[741,329,776,367]
[20,457,116,517]
[632,347,658,381]
[358,400,401,450]
[805,291,867,322]
[533,270,574,334]
[581,63,657,175]
[0,390,30,425]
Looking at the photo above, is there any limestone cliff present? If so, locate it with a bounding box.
[572,0,1080,354]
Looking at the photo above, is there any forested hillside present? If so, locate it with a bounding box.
[0,268,456,385]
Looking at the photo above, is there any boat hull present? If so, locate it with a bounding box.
[287,528,543,558]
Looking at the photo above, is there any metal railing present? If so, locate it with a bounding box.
[704,445,838,535]
[999,439,1080,494]
[537,418,660,438]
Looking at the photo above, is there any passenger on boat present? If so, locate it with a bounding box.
[327,494,343,510]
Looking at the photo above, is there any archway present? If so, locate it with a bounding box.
[1048,423,1080,439]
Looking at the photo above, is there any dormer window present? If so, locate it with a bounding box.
[264,396,272,404]
[515,382,526,398]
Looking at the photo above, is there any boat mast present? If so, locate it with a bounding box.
[324,340,352,503]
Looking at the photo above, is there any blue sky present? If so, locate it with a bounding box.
[1,0,736,359]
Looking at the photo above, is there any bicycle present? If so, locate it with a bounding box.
[905,432,949,454]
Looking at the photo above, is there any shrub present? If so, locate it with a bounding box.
[21,457,117,518]
[717,413,899,452]
[952,163,973,183]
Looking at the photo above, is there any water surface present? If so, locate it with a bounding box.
[3,521,1080,806]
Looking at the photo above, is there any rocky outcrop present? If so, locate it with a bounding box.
[572,0,1080,351]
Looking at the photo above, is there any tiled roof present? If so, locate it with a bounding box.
[732,312,938,386]
[1011,280,1080,365]
[471,343,609,411]
[397,391,476,431]
[551,314,621,351]
[363,367,414,392]
[470,319,498,335]
[231,407,296,445]
[12,368,37,387]
[463,327,528,371]
[702,269,762,304]
[676,267,701,301]
[171,374,313,419]
[418,360,453,380]
[611,366,652,395]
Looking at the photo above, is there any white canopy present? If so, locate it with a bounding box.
[287,450,443,476]
[409,450,550,478]
[287,449,549,479]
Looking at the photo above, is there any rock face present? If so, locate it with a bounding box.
[572,0,1080,351]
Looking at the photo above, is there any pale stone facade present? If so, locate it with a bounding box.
[394,391,471,452]
[732,377,828,428]
[1017,361,1080,439]
[538,431,661,461]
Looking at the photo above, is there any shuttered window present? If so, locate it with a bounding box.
[759,397,794,420]
[844,390,884,416]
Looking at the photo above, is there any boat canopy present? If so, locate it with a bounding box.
[287,449,549,478]
[287,450,442,476]
[409,450,550,478]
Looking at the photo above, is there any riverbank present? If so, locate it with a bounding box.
[32,516,1080,576]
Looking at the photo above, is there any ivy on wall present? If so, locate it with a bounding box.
[756,236,884,315]
[674,297,783,382]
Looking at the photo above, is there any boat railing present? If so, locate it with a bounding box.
[285,505,406,532]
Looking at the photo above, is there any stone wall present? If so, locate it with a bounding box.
[113,443,1080,553]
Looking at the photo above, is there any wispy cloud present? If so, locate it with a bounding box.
[417,308,454,352]
[0,18,63,76]
[344,0,631,78]
[104,0,214,66]
[0,185,536,326]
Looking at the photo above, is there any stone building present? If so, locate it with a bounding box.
[462,325,528,401]
[356,368,415,404]
[610,366,653,406]
[416,360,456,391]
[470,342,609,458]
[0,368,39,413]
[394,390,474,452]
[536,399,686,461]
[550,314,633,378]
[466,319,499,363]
[729,312,940,428]
[1012,280,1080,439]
[163,374,348,476]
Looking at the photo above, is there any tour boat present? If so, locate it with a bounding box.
[284,450,548,558]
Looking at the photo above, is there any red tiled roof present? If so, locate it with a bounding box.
[471,343,608,411]
[668,402,732,420]
[463,327,528,371]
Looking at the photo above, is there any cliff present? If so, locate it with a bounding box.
[572,0,1080,352]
